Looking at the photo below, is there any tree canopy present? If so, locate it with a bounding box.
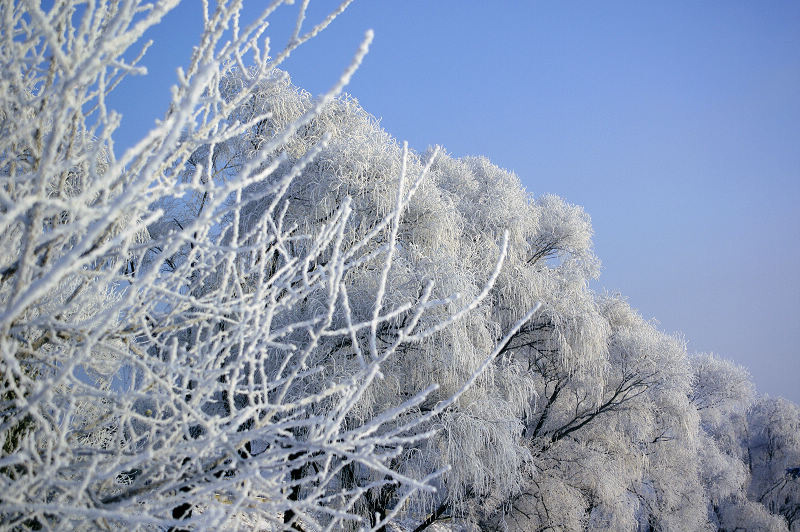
[1,1,798,530]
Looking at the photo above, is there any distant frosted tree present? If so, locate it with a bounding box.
[690,354,754,523]
[746,397,800,530]
[691,353,755,429]
[482,294,714,531]
[690,354,797,531]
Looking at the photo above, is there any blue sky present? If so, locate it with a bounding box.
[109,1,800,403]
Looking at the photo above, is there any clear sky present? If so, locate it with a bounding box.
[109,1,800,404]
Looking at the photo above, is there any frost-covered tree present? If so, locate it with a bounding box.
[746,397,800,530]
[690,354,797,531]
[4,1,799,531]
[488,294,710,531]
[172,72,593,528]
[0,1,541,529]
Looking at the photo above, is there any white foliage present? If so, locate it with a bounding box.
[715,496,789,532]
[3,2,798,531]
[746,397,800,530]
[691,355,797,530]
[691,352,756,428]
[0,1,540,529]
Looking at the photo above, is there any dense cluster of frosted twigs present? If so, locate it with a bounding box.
[1,1,798,531]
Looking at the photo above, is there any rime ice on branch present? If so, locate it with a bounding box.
[0,1,538,529]
[2,2,798,531]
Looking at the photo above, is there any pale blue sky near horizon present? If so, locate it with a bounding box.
[109,1,800,404]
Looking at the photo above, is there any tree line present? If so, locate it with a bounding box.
[1,1,797,530]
